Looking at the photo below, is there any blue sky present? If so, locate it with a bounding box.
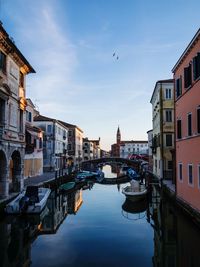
[1,0,200,150]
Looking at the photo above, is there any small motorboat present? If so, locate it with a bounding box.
[126,168,140,180]
[75,171,95,181]
[122,180,147,202]
[59,182,76,192]
[5,186,51,214]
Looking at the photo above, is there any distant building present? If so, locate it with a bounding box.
[58,121,83,166]
[82,137,94,160]
[24,99,43,178]
[0,23,35,197]
[111,126,121,157]
[150,79,174,180]
[34,115,68,171]
[90,138,101,159]
[111,126,148,158]
[120,140,148,159]
[172,28,200,211]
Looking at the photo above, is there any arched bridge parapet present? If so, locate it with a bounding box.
[81,157,140,172]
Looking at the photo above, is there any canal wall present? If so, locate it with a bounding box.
[146,170,200,227]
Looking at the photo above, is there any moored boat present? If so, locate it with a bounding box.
[5,186,51,214]
[59,182,76,192]
[122,180,147,202]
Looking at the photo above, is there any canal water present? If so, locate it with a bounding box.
[1,164,200,267]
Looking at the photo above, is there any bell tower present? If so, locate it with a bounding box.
[116,126,121,144]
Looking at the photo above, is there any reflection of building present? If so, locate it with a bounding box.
[0,217,38,267]
[24,99,43,178]
[172,29,200,212]
[68,190,83,214]
[150,79,174,180]
[34,115,68,171]
[0,23,35,197]
[39,191,68,234]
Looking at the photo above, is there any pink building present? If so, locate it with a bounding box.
[172,29,200,211]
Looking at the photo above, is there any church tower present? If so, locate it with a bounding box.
[116,126,121,144]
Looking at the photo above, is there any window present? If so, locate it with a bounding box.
[47,125,52,133]
[165,88,172,99]
[47,141,51,149]
[69,130,72,137]
[0,98,5,123]
[168,161,173,170]
[19,109,23,132]
[0,51,6,73]
[197,108,200,134]
[188,113,192,136]
[177,119,182,139]
[166,110,172,122]
[193,53,200,81]
[184,64,192,88]
[176,77,182,98]
[39,138,42,149]
[198,165,200,188]
[28,112,32,122]
[188,164,193,185]
[166,134,172,146]
[178,163,183,181]
[68,143,72,150]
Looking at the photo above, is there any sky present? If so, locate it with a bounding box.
[1,0,200,150]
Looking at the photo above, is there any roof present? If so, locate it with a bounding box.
[34,115,68,129]
[0,22,35,73]
[58,120,83,133]
[26,98,35,108]
[172,28,200,73]
[150,79,174,103]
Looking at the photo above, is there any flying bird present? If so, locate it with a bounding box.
[113,53,116,57]
[116,56,119,60]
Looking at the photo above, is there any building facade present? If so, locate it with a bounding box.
[34,115,68,171]
[172,28,200,211]
[24,99,43,178]
[150,79,174,180]
[147,129,153,171]
[0,23,35,197]
[59,121,83,167]
[82,137,94,160]
[120,140,148,158]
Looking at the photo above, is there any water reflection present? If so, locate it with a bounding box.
[1,182,200,266]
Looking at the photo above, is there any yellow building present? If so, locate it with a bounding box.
[150,79,174,180]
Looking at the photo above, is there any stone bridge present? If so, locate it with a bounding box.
[81,157,140,172]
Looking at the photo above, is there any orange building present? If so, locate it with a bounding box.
[172,28,200,211]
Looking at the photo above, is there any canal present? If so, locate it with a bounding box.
[1,164,200,267]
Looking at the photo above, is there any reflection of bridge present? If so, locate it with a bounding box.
[81,157,140,172]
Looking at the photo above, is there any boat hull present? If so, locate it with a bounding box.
[122,186,147,202]
[5,188,51,214]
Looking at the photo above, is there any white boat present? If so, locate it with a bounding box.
[5,186,51,214]
[122,180,147,202]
